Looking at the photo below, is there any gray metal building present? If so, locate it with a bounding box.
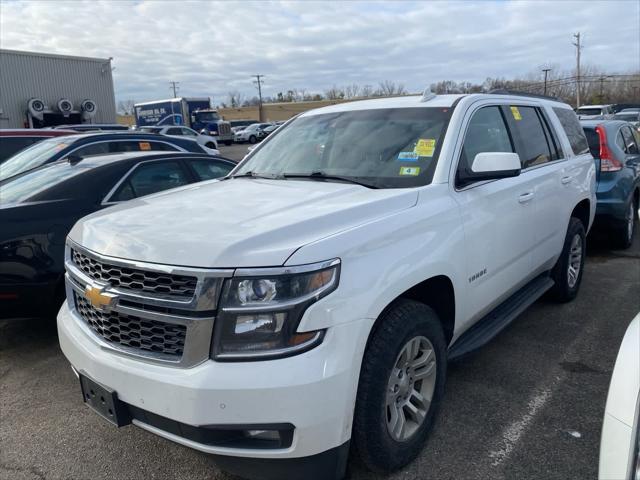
[0,49,116,128]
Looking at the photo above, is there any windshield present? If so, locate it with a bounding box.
[0,161,85,205]
[196,112,220,122]
[613,113,639,121]
[0,136,75,180]
[235,107,451,188]
[577,108,603,116]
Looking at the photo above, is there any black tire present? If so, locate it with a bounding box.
[205,142,217,149]
[549,217,586,302]
[249,135,257,144]
[224,140,232,146]
[612,198,637,250]
[353,299,447,473]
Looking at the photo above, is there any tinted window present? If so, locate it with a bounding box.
[0,137,42,162]
[621,126,639,154]
[181,128,198,136]
[509,106,553,168]
[576,108,603,116]
[615,130,627,153]
[74,142,110,156]
[553,107,590,155]
[459,106,514,177]
[188,159,234,180]
[111,161,189,201]
[582,127,600,158]
[166,128,183,135]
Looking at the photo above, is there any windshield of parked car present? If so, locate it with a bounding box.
[0,161,86,205]
[139,127,163,133]
[196,112,220,122]
[613,113,639,121]
[577,108,603,116]
[234,107,451,188]
[0,135,77,180]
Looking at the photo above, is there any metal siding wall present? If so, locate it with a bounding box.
[0,50,116,128]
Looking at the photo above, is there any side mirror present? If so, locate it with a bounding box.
[459,152,521,184]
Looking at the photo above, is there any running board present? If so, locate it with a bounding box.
[448,274,554,360]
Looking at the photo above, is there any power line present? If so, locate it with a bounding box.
[169,81,180,98]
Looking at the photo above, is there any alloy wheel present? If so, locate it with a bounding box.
[386,336,437,441]
[567,234,583,288]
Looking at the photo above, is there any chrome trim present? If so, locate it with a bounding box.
[215,331,324,361]
[64,240,232,368]
[233,258,340,278]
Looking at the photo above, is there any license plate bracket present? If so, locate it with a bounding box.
[79,373,131,427]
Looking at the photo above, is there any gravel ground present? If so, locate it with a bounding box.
[1,224,639,480]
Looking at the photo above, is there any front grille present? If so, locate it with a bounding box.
[219,123,231,135]
[74,293,186,357]
[72,249,197,298]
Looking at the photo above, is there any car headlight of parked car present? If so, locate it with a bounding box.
[211,259,340,361]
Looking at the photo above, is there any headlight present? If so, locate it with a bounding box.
[211,259,340,361]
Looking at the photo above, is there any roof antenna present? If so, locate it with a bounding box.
[421,87,436,102]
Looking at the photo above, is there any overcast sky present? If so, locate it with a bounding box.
[1,0,638,104]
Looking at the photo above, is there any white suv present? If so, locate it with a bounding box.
[58,92,596,480]
[138,125,220,153]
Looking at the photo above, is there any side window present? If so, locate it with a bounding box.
[166,127,183,135]
[108,140,180,153]
[552,107,590,155]
[74,142,110,157]
[147,141,180,152]
[110,161,189,201]
[621,126,639,154]
[181,128,198,137]
[615,130,627,153]
[458,106,514,181]
[188,159,233,180]
[508,106,552,168]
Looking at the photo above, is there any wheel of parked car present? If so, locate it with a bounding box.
[205,142,216,149]
[549,217,586,302]
[353,299,446,472]
[613,198,638,250]
[224,140,232,146]
[249,135,257,144]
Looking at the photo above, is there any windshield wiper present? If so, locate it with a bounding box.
[226,171,279,181]
[282,171,379,189]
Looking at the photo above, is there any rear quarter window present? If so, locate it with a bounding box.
[553,107,590,155]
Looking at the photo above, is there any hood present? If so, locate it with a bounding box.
[69,178,418,268]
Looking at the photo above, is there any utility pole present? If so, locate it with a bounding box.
[572,33,582,107]
[169,81,180,98]
[542,68,551,96]
[252,74,265,121]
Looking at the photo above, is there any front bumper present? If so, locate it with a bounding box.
[57,301,368,461]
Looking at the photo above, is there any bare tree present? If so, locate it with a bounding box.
[344,84,361,99]
[117,99,136,115]
[325,85,345,100]
[227,91,245,108]
[376,80,406,97]
[361,84,374,97]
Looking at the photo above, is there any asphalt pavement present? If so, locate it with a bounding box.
[1,210,639,480]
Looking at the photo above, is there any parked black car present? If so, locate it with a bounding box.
[0,152,236,319]
[0,132,212,181]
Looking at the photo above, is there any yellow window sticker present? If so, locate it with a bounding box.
[510,106,522,121]
[414,139,436,157]
[399,166,421,176]
[139,142,151,150]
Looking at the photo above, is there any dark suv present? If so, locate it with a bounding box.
[0,132,210,180]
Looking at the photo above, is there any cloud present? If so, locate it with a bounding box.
[1,0,638,104]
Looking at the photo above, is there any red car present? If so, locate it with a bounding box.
[0,129,77,163]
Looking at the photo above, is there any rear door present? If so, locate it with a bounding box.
[505,104,572,272]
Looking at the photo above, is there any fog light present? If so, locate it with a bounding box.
[244,429,280,442]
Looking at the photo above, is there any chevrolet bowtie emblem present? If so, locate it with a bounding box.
[84,285,116,311]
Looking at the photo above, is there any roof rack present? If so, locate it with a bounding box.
[489,89,560,102]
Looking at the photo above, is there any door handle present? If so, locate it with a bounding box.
[561,176,572,185]
[518,192,535,203]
